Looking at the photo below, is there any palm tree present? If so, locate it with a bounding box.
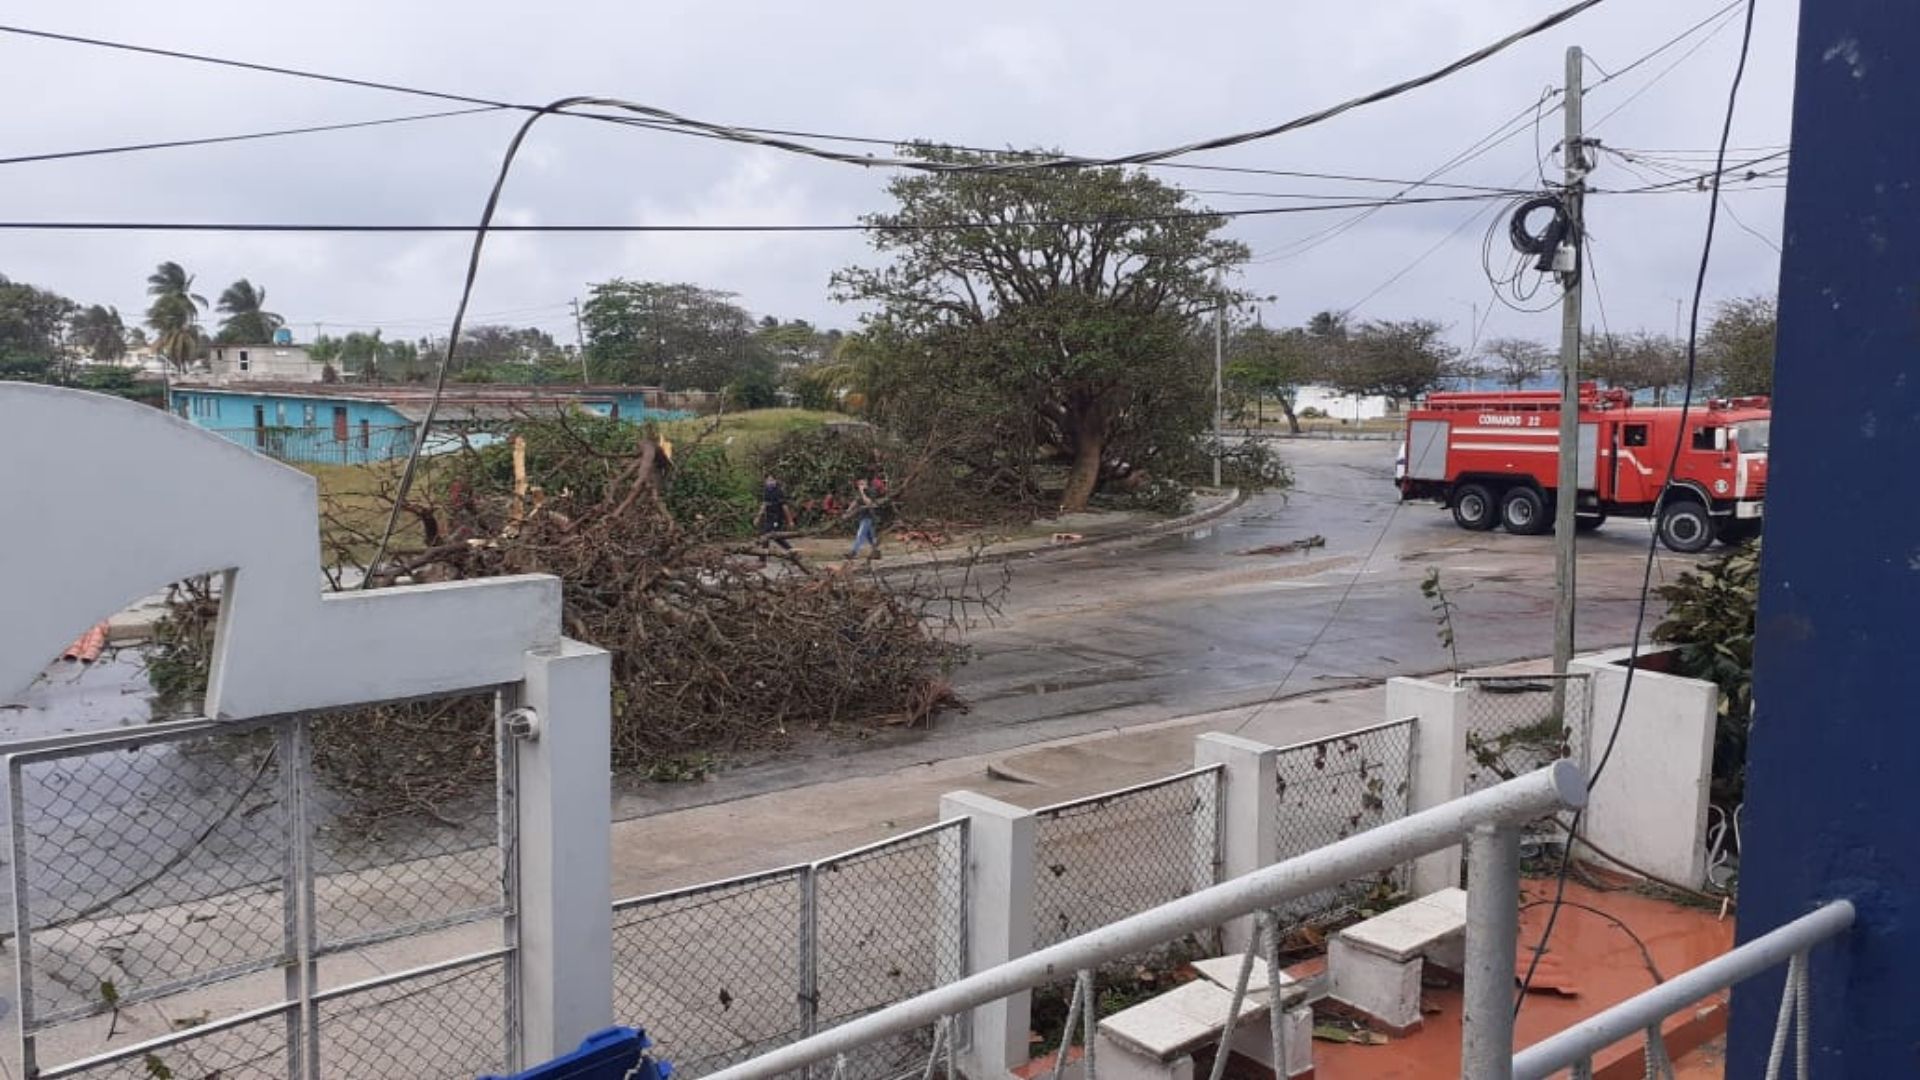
[215,279,284,344]
[145,261,207,374]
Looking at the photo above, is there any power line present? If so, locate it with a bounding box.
[1586,3,1746,135]
[1516,0,1761,1016]
[0,191,1521,234]
[0,106,507,166]
[1581,0,1745,91]
[1,0,1611,175]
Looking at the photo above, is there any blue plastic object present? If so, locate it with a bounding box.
[478,1026,672,1080]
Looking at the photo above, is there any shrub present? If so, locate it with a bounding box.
[1654,539,1760,807]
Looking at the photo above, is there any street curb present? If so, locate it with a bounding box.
[863,486,1249,576]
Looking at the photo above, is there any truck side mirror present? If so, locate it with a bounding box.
[1714,428,1728,452]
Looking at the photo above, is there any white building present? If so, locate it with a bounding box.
[206,343,326,383]
[1293,384,1391,421]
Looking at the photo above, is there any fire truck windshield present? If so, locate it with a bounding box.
[1732,419,1771,452]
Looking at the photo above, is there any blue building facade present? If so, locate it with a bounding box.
[168,384,678,466]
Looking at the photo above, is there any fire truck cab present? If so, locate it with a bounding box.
[1396,384,1770,553]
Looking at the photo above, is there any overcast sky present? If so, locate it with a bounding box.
[2,0,1797,354]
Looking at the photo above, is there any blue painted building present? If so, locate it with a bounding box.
[168,382,674,465]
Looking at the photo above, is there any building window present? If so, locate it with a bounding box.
[276,402,287,426]
[238,350,250,372]
[303,404,316,427]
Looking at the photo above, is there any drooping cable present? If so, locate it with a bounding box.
[1515,0,1760,1015]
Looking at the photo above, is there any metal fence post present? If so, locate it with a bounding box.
[512,640,615,1065]
[1195,734,1278,954]
[940,791,1035,1080]
[798,861,820,1078]
[1462,823,1520,1080]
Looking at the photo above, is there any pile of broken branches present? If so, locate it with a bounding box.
[295,418,1002,826]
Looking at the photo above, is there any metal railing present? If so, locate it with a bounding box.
[1511,900,1854,1080]
[610,819,968,1080]
[1271,718,1415,919]
[1031,766,1222,950]
[701,763,1586,1080]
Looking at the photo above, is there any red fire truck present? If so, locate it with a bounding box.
[1395,384,1770,553]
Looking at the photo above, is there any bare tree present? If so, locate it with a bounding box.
[1479,337,1553,390]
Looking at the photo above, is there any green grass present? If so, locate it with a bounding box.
[661,408,853,457]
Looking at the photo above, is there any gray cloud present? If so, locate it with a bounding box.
[1,0,1796,352]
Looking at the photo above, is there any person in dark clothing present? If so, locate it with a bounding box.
[756,475,795,553]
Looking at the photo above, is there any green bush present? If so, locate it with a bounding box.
[1654,539,1760,807]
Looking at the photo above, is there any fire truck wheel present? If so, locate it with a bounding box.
[1657,500,1714,553]
[1717,519,1762,547]
[1452,484,1498,531]
[1576,513,1606,533]
[1499,487,1550,535]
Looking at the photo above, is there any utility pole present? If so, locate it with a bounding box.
[570,297,590,386]
[1213,271,1225,488]
[1552,46,1587,686]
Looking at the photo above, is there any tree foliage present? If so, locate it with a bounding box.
[1584,330,1687,401]
[1226,324,1318,432]
[71,304,129,364]
[214,279,284,344]
[832,146,1248,511]
[145,261,208,373]
[1655,539,1761,807]
[1479,337,1553,390]
[582,279,774,391]
[1702,294,1776,396]
[0,274,78,374]
[1321,318,1465,403]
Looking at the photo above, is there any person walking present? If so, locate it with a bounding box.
[755,474,795,553]
[845,476,883,560]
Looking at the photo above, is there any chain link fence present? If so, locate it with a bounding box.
[1031,768,1221,952]
[811,821,967,1080]
[1271,718,1416,921]
[313,950,511,1080]
[611,865,808,1078]
[3,701,518,1079]
[34,1002,297,1080]
[1458,674,1591,795]
[610,820,967,1080]
[202,424,416,465]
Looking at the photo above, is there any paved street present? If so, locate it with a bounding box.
[619,437,1700,818]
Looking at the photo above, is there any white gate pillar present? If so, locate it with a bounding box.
[512,639,615,1063]
[941,791,1035,1080]
[1387,677,1470,896]
[1195,733,1278,953]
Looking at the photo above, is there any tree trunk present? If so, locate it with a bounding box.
[1279,395,1301,435]
[1059,405,1108,513]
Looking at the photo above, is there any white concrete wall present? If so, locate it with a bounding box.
[209,345,324,383]
[1292,385,1390,421]
[1385,677,1469,896]
[1572,649,1718,889]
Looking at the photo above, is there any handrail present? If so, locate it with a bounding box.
[1511,899,1855,1080]
[702,761,1586,1080]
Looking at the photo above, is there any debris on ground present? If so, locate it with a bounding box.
[1242,535,1327,556]
[1051,532,1085,543]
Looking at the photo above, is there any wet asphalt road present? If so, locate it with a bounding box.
[944,437,1698,747]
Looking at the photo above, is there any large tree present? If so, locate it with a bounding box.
[145,261,208,373]
[581,280,767,390]
[70,304,129,364]
[214,278,284,344]
[1702,295,1776,396]
[1480,337,1553,390]
[833,147,1248,511]
[1584,330,1687,402]
[0,274,78,378]
[1322,318,1465,405]
[1227,324,1318,432]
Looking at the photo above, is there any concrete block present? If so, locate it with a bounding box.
[1328,936,1422,1033]
[1339,887,1467,962]
[1092,1034,1194,1080]
[1225,1002,1315,1078]
[1194,734,1278,953]
[1098,980,1266,1062]
[1189,955,1306,1007]
[940,791,1035,1080]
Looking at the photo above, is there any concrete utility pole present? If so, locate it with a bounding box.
[1552,47,1586,682]
[571,297,590,386]
[1213,271,1225,488]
